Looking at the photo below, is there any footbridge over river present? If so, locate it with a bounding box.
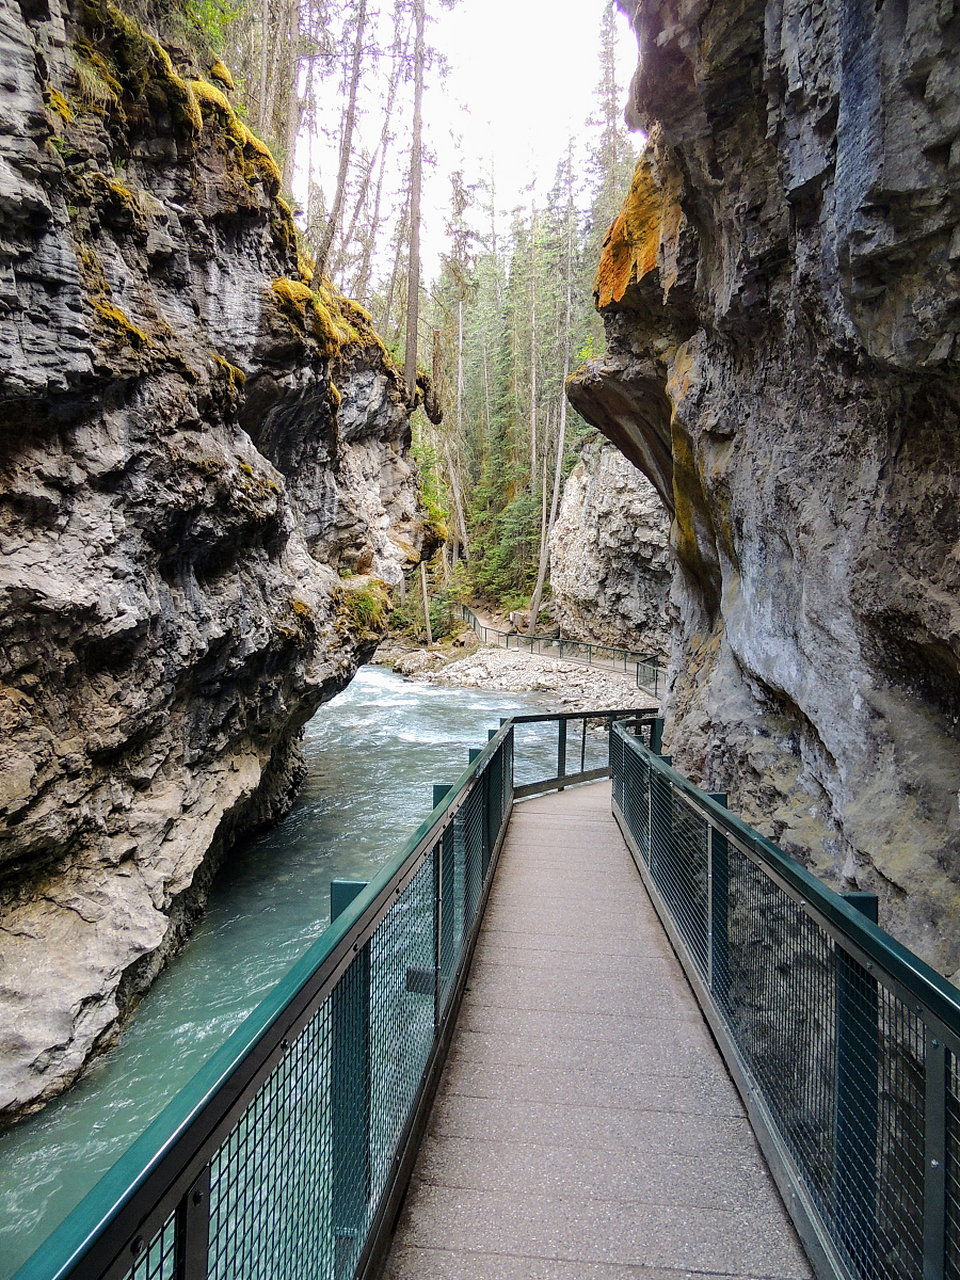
[14,711,960,1280]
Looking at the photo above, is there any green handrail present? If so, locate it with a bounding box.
[611,720,960,1280]
[456,603,664,696]
[14,708,648,1280]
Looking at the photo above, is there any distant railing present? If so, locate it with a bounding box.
[457,603,664,696]
[612,718,960,1280]
[16,708,648,1280]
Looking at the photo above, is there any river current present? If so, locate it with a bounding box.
[0,665,555,1280]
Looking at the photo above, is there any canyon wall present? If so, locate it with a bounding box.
[549,438,671,655]
[569,0,960,976]
[0,0,426,1120]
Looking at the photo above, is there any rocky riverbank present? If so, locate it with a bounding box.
[374,639,658,714]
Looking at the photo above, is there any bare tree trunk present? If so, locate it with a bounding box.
[316,0,368,275]
[281,29,302,193]
[538,411,549,562]
[351,8,411,302]
[456,296,464,436]
[444,439,470,563]
[404,0,426,401]
[420,560,432,646]
[380,192,408,340]
[528,398,566,635]
[529,205,537,491]
[528,168,575,637]
[257,0,269,134]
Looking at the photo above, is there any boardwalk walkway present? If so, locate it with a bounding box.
[463,606,662,697]
[383,781,812,1280]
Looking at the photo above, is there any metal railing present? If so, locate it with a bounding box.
[611,718,960,1280]
[457,603,664,696]
[15,708,647,1280]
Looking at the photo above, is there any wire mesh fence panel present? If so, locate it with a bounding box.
[661,790,709,978]
[725,843,839,1216]
[609,721,960,1280]
[948,1050,960,1280]
[437,827,458,1019]
[461,782,485,930]
[368,857,436,1216]
[871,993,925,1280]
[208,1001,334,1280]
[511,720,564,789]
[123,1210,177,1280]
[621,736,649,862]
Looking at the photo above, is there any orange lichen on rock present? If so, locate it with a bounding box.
[594,137,683,308]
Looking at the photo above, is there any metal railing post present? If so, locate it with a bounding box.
[649,757,672,900]
[178,1165,211,1280]
[330,880,371,1279]
[557,719,567,790]
[707,794,729,1012]
[438,824,455,1004]
[836,891,879,1278]
[924,1028,948,1280]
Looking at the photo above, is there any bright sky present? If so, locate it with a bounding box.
[421,0,641,271]
[294,0,642,283]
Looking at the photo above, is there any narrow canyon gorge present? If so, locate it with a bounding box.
[569,0,960,977]
[0,0,430,1121]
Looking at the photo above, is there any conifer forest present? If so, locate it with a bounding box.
[197,0,638,623]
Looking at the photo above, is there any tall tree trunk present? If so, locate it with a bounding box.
[444,439,470,564]
[351,4,411,302]
[528,397,566,635]
[316,0,368,276]
[528,165,575,636]
[420,560,432,646]
[257,0,269,135]
[404,0,426,401]
[381,192,409,339]
[529,205,537,492]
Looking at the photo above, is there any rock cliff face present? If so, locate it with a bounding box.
[549,438,671,656]
[569,0,960,976]
[0,0,425,1120]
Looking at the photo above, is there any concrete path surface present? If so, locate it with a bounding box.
[382,781,813,1280]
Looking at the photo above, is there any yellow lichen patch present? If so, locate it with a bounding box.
[311,295,359,356]
[329,380,342,408]
[72,40,123,113]
[272,277,315,322]
[86,170,145,226]
[271,277,358,355]
[238,123,282,189]
[594,140,683,309]
[91,297,150,348]
[296,236,316,285]
[190,76,233,116]
[91,4,201,132]
[43,86,75,123]
[211,351,247,388]
[209,59,235,90]
[340,297,372,326]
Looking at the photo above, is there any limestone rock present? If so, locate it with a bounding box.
[0,0,425,1121]
[571,0,960,975]
[549,438,671,657]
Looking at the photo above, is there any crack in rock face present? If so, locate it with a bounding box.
[570,0,960,978]
[0,0,428,1121]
